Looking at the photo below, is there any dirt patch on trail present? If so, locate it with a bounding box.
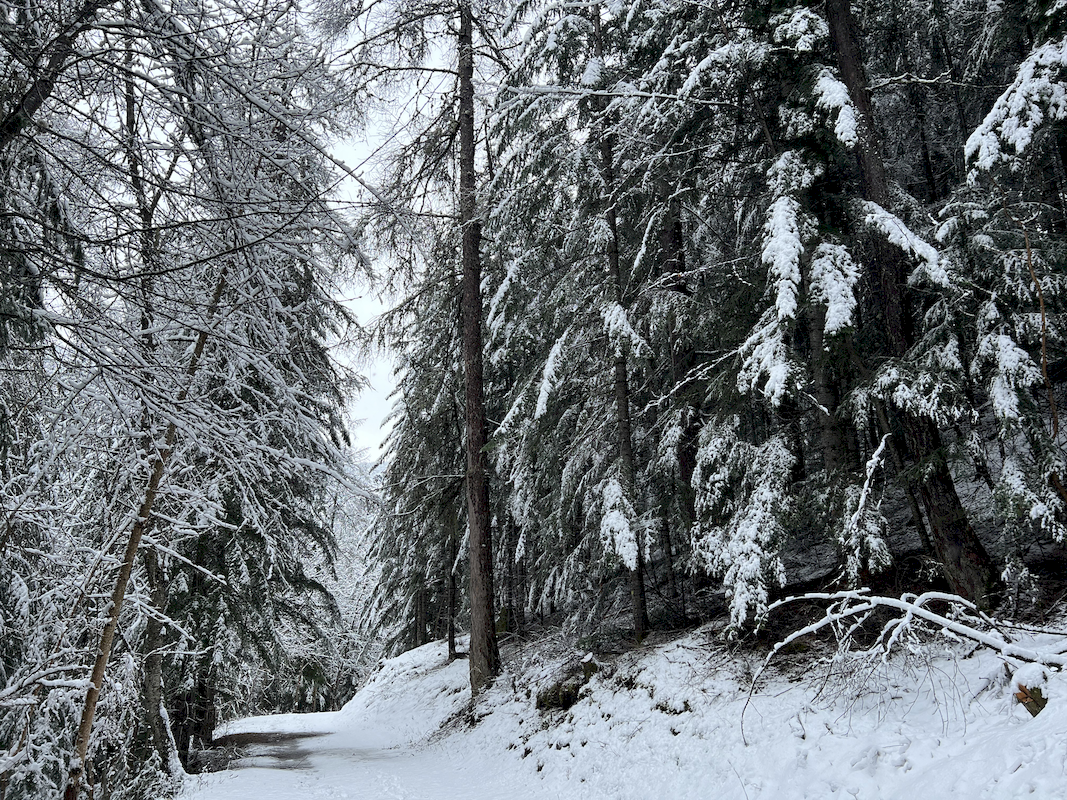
[210,731,328,771]
[213,731,325,748]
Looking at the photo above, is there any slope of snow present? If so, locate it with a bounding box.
[470,628,1067,800]
[183,624,1067,800]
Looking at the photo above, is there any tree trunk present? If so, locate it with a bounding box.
[592,5,649,641]
[142,549,180,776]
[414,581,429,648]
[447,505,459,661]
[824,0,1000,605]
[0,0,115,152]
[807,306,850,473]
[458,0,500,694]
[63,267,226,800]
[503,515,524,634]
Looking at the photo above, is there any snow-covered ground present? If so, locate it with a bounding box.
[182,624,1067,800]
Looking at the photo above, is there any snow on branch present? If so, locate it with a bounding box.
[762,196,804,322]
[770,6,828,52]
[838,434,892,583]
[809,242,859,335]
[737,309,796,405]
[601,302,650,359]
[692,424,791,625]
[860,200,950,286]
[742,589,1067,742]
[535,330,569,419]
[967,37,1067,171]
[761,589,1067,667]
[973,332,1042,423]
[814,68,859,148]
[600,477,640,571]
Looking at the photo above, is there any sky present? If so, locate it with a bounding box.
[324,33,457,460]
[330,128,398,459]
[342,291,396,458]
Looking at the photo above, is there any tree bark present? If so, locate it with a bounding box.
[414,581,429,648]
[63,267,226,800]
[447,504,459,660]
[807,306,851,473]
[458,0,500,695]
[142,548,181,776]
[0,0,115,152]
[592,5,649,641]
[824,0,1000,605]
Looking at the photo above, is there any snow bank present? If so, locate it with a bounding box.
[214,639,470,749]
[464,627,1067,799]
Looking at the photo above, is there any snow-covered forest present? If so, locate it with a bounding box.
[5,0,1067,796]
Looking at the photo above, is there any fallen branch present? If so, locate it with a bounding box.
[740,589,1067,744]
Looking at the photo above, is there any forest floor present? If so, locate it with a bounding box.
[180,614,1067,800]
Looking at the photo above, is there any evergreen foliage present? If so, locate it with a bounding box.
[359,0,1067,645]
[10,0,1067,791]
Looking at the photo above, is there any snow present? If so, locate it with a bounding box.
[580,58,602,87]
[534,332,567,420]
[737,310,795,406]
[599,477,638,570]
[974,332,1041,422]
[761,196,804,321]
[814,68,859,148]
[839,434,892,582]
[967,36,1067,171]
[770,7,828,52]
[601,302,649,358]
[186,642,539,800]
[861,201,951,287]
[766,150,824,197]
[809,242,859,335]
[183,623,1067,800]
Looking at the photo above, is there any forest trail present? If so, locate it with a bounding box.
[213,731,323,771]
[181,646,558,800]
[187,724,554,800]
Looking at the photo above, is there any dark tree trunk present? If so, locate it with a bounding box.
[824,0,1000,605]
[593,5,649,641]
[0,0,114,152]
[807,306,851,474]
[503,515,524,634]
[142,549,178,775]
[458,0,500,694]
[414,582,429,648]
[446,504,459,660]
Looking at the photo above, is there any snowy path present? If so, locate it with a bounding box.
[181,646,559,800]
[186,728,554,800]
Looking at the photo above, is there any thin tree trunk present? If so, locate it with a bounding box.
[807,306,850,473]
[824,0,1000,605]
[504,515,518,633]
[142,548,181,776]
[63,267,227,800]
[458,0,500,695]
[414,581,429,648]
[447,505,458,661]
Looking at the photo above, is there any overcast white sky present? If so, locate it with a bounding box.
[325,39,457,461]
[330,130,397,460]
[342,293,395,458]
